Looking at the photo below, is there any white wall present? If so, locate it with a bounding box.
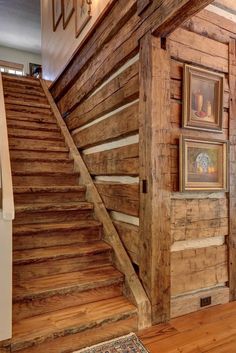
[41,0,110,82]
[0,46,41,74]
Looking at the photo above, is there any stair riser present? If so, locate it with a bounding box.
[10,150,69,160]
[5,99,50,110]
[3,86,45,97]
[6,112,55,123]
[6,104,52,116]
[13,227,102,250]
[8,129,63,141]
[14,210,93,225]
[3,76,41,86]
[7,119,60,132]
[14,191,86,205]
[4,93,48,104]
[13,252,111,281]
[9,138,66,149]
[12,161,75,174]
[13,283,123,322]
[12,175,79,186]
[11,316,137,353]
[3,83,43,93]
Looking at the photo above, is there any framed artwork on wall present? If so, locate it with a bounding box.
[63,0,75,29]
[75,0,92,38]
[180,136,229,192]
[29,63,42,78]
[53,0,62,31]
[183,64,224,132]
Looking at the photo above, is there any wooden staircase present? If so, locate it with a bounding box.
[2,74,138,353]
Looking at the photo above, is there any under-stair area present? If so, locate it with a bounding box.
[2,74,138,353]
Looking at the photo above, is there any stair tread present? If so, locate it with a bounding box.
[2,74,41,86]
[8,129,63,141]
[5,99,50,109]
[13,220,102,235]
[12,296,137,348]
[13,241,111,264]
[11,157,72,163]
[10,151,69,161]
[13,185,85,194]
[15,202,93,213]
[14,265,123,300]
[4,91,47,101]
[4,86,45,97]
[12,171,78,176]
[9,139,69,152]
[7,119,60,132]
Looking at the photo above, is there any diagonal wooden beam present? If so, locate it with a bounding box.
[138,0,215,37]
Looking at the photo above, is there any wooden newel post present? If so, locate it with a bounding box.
[139,33,171,324]
[229,38,236,301]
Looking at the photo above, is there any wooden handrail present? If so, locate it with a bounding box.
[0,73,14,221]
[0,72,14,341]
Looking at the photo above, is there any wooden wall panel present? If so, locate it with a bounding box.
[171,198,228,242]
[95,183,139,217]
[73,103,139,149]
[171,287,230,318]
[58,15,140,116]
[113,221,139,265]
[170,28,228,72]
[171,245,228,295]
[83,144,139,176]
[65,62,139,130]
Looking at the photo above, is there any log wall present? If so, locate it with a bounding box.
[51,0,140,267]
[168,10,234,317]
[50,1,236,319]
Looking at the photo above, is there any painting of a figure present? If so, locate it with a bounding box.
[180,136,228,191]
[183,65,224,132]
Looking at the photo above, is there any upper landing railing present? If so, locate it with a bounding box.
[0,72,14,341]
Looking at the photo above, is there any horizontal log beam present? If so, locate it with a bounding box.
[140,0,215,38]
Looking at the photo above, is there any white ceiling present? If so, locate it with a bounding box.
[0,0,41,54]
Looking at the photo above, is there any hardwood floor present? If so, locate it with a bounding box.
[138,302,236,353]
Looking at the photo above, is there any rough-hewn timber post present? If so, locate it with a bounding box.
[139,33,171,324]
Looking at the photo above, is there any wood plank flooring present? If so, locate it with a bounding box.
[138,302,236,353]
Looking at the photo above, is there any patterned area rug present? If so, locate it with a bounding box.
[74,333,149,353]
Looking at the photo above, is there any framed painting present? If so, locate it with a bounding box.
[75,0,92,38]
[180,136,229,192]
[29,63,42,78]
[183,64,224,132]
[53,0,62,31]
[62,0,75,29]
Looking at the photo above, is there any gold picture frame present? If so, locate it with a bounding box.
[62,0,75,29]
[53,0,62,32]
[75,0,92,38]
[183,64,224,132]
[180,136,229,192]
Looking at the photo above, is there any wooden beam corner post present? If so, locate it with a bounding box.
[229,38,236,301]
[139,32,171,324]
